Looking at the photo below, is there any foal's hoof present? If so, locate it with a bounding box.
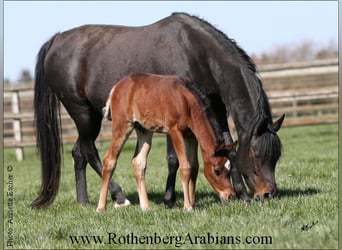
[96,207,105,213]
[114,199,131,208]
[220,193,236,204]
[184,207,194,212]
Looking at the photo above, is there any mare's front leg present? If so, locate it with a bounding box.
[212,97,249,202]
[223,132,250,202]
[230,162,250,202]
[164,135,179,208]
[169,127,192,211]
[132,127,153,210]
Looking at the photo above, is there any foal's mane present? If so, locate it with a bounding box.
[179,78,225,147]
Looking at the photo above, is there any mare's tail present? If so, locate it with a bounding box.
[31,33,62,208]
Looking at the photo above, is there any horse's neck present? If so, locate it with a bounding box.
[198,27,268,137]
[211,57,264,137]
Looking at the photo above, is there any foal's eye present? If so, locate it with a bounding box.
[214,167,221,176]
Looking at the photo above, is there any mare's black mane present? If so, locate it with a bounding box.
[172,12,258,74]
[173,12,281,160]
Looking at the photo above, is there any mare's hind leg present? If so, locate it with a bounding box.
[132,126,153,210]
[72,136,128,206]
[72,139,90,204]
[164,135,179,208]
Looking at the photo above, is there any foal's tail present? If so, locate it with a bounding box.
[31,33,62,209]
[102,86,116,121]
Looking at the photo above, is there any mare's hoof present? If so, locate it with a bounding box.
[163,192,176,209]
[114,199,131,208]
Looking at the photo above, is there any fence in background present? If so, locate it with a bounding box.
[4,58,338,161]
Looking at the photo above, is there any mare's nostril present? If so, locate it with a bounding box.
[228,194,236,201]
[254,194,261,201]
[263,192,272,200]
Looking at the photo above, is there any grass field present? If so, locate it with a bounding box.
[3,123,338,249]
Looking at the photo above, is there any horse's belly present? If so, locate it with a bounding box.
[133,111,169,134]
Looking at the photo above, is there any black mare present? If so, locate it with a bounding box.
[32,12,284,208]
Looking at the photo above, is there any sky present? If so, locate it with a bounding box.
[4,1,338,82]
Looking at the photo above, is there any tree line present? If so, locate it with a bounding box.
[251,39,337,65]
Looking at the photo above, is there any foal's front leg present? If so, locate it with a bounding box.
[132,128,153,210]
[169,127,193,211]
[184,134,199,208]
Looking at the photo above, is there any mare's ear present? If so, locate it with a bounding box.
[272,114,285,132]
[255,116,269,136]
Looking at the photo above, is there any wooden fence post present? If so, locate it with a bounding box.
[11,90,24,161]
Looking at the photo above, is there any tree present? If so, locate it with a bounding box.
[18,69,33,83]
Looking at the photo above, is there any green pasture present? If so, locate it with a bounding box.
[3,124,338,249]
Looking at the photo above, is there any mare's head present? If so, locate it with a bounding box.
[203,142,237,203]
[235,114,285,201]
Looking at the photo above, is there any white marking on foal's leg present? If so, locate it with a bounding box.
[132,131,153,210]
[186,207,194,212]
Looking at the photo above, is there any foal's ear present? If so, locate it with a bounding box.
[214,141,237,157]
[225,141,238,152]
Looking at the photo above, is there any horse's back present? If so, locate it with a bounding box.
[42,13,222,113]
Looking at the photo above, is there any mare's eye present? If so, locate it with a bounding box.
[214,167,221,176]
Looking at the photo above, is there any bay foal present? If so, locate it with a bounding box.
[97,73,236,212]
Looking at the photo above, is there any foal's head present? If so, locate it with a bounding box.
[203,142,237,202]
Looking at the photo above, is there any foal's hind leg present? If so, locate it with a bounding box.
[164,135,179,208]
[72,137,128,206]
[66,102,128,206]
[132,127,153,210]
[97,123,133,212]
